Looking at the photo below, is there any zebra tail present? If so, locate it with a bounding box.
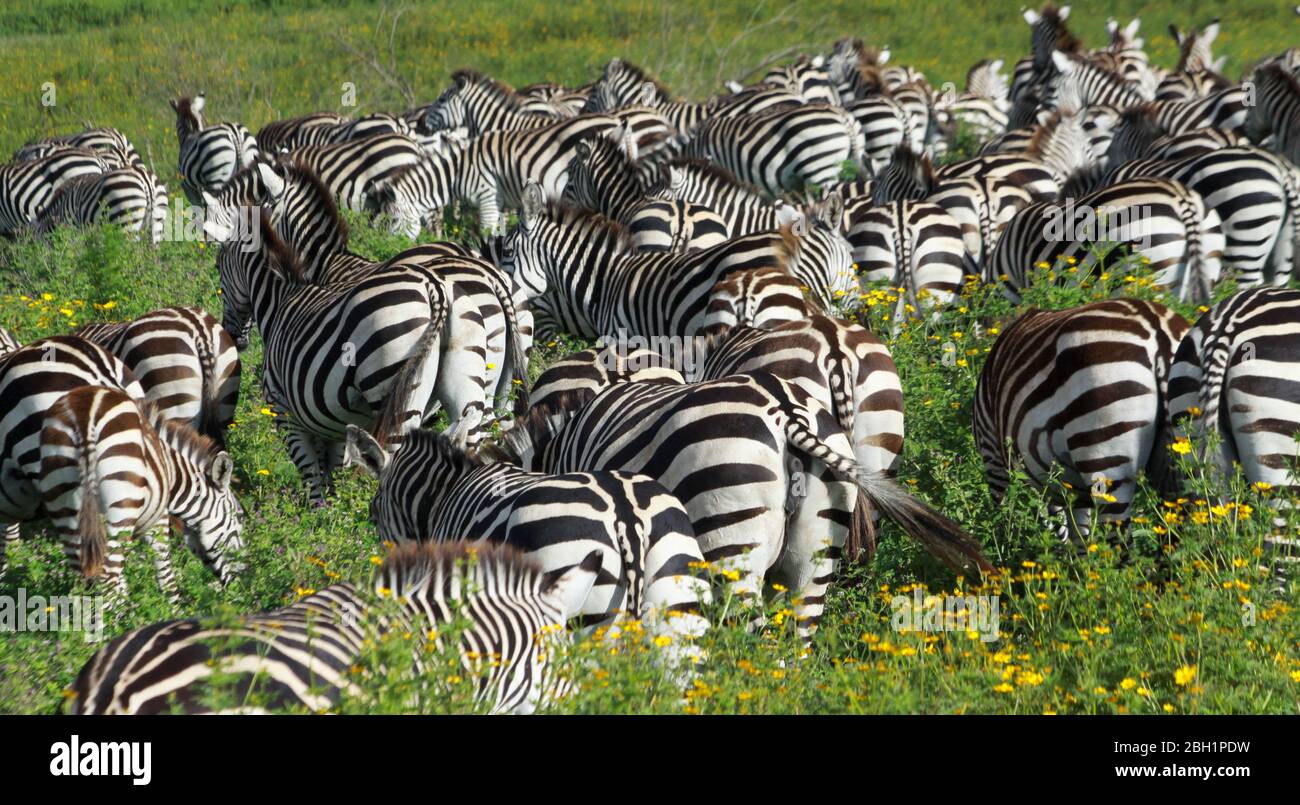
[370,290,449,447]
[494,273,531,409]
[193,328,222,444]
[77,447,109,580]
[781,412,993,575]
[1175,193,1207,303]
[838,107,867,176]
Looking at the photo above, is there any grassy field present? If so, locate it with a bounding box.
[2,0,1299,714]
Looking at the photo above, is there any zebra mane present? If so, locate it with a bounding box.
[663,157,768,199]
[1036,5,1082,54]
[402,426,486,471]
[537,201,635,254]
[256,208,309,283]
[1258,63,1300,100]
[885,145,935,193]
[150,403,226,466]
[449,69,532,111]
[279,159,351,245]
[492,390,587,465]
[377,540,545,599]
[605,58,673,101]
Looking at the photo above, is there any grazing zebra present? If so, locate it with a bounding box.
[974,299,1189,542]
[843,96,910,176]
[67,541,601,714]
[562,134,729,252]
[702,267,811,333]
[13,127,142,169]
[845,198,972,325]
[170,95,259,204]
[1105,145,1296,287]
[37,386,243,603]
[214,211,451,502]
[989,178,1225,304]
[32,166,168,243]
[255,111,349,153]
[345,422,711,666]
[368,113,624,234]
[1244,64,1300,167]
[246,160,529,419]
[74,307,241,445]
[0,336,146,575]
[506,369,990,641]
[1167,287,1300,586]
[272,132,424,213]
[673,104,864,196]
[0,147,109,235]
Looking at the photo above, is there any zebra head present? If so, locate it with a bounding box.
[584,59,664,114]
[498,181,555,302]
[214,208,294,350]
[425,83,468,134]
[169,93,206,143]
[177,448,245,585]
[1024,4,1074,71]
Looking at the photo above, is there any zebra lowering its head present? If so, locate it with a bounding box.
[973,299,1189,544]
[1167,287,1300,588]
[66,541,601,714]
[37,386,244,605]
[32,165,168,244]
[0,147,110,235]
[508,370,991,643]
[345,421,711,669]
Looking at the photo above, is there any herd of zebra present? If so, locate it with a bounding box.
[4,4,1300,714]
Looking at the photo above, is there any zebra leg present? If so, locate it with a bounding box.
[278,421,331,505]
[145,528,181,606]
[0,523,18,578]
[774,463,854,647]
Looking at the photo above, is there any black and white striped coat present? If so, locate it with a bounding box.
[0,147,109,235]
[67,542,600,714]
[32,166,168,243]
[274,132,424,213]
[74,306,241,445]
[974,299,1189,542]
[988,178,1225,304]
[255,111,349,153]
[37,385,243,603]
[345,424,710,666]
[214,212,451,503]
[508,369,989,642]
[170,95,259,205]
[12,127,143,170]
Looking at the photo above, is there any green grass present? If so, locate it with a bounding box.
[2,1,1300,714]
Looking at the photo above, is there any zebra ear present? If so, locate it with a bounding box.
[541,550,602,618]
[345,425,389,476]
[1058,5,1070,20]
[192,94,206,113]
[621,126,638,162]
[879,47,891,65]
[1203,19,1220,45]
[1125,19,1141,39]
[1210,55,1227,73]
[1050,50,1075,75]
[821,191,844,231]
[257,161,285,200]
[1106,18,1118,35]
[209,452,234,491]
[639,81,656,106]
[1168,24,1183,45]
[1022,9,1039,25]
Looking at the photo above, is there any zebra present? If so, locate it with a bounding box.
[74,307,241,445]
[1243,64,1300,167]
[561,134,730,252]
[1167,287,1300,588]
[213,210,451,503]
[367,113,625,235]
[0,147,109,235]
[255,111,349,153]
[843,95,910,176]
[844,198,973,326]
[582,58,802,135]
[170,94,260,205]
[245,160,529,419]
[974,298,1189,543]
[424,69,563,136]
[32,166,168,243]
[13,127,143,169]
[645,158,786,236]
[344,422,711,667]
[66,541,602,714]
[672,103,864,197]
[870,145,935,204]
[935,107,1089,201]
[500,190,854,340]
[0,336,146,576]
[759,55,838,104]
[504,369,990,642]
[1049,52,1246,134]
[0,326,18,355]
[1105,145,1297,287]
[926,173,1035,276]
[270,132,424,213]
[989,178,1225,304]
[1093,18,1156,95]
[826,38,893,103]
[36,385,244,604]
[932,60,1012,148]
